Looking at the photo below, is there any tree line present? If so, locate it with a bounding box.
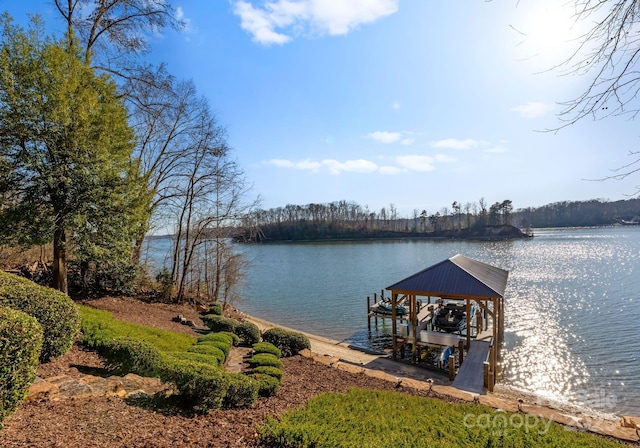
[238,199,517,241]
[238,197,640,242]
[0,3,254,304]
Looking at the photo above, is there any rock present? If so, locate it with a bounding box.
[26,378,60,402]
[172,314,183,322]
[620,415,640,429]
[311,353,340,367]
[431,385,477,402]
[477,394,519,413]
[519,404,582,428]
[582,416,640,442]
[184,319,196,327]
[397,377,432,392]
[334,362,365,375]
[363,369,399,383]
[197,305,209,313]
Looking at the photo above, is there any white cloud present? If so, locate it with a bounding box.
[367,131,403,144]
[322,159,378,175]
[176,6,195,35]
[434,154,457,162]
[430,138,479,150]
[264,157,376,174]
[379,165,404,175]
[395,155,436,172]
[485,145,508,153]
[233,0,399,46]
[511,101,555,119]
[400,138,415,145]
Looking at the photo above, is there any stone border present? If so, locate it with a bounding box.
[298,349,640,443]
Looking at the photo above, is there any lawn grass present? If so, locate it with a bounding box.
[79,305,196,353]
[259,388,627,448]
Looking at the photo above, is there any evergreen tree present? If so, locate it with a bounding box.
[0,14,141,294]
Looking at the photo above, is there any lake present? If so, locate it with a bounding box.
[145,226,640,416]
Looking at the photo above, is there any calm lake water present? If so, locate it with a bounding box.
[145,226,640,416]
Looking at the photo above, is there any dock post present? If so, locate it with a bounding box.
[373,293,379,328]
[483,361,489,388]
[367,296,371,332]
[449,354,455,380]
[458,340,464,365]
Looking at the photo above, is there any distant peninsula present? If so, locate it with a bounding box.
[234,224,530,243]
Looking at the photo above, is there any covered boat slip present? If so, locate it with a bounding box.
[379,254,508,392]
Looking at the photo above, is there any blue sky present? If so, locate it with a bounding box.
[4,0,640,217]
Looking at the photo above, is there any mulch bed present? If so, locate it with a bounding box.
[0,297,446,448]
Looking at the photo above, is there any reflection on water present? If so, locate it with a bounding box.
[146,227,640,415]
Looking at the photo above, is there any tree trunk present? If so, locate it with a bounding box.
[52,224,68,294]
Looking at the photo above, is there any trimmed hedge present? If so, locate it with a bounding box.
[187,344,226,365]
[249,353,282,369]
[101,337,162,377]
[235,321,260,346]
[262,327,310,357]
[252,342,282,358]
[0,271,79,361]
[207,302,223,316]
[198,332,234,346]
[202,314,238,333]
[251,373,280,397]
[220,331,240,346]
[252,365,283,381]
[165,351,221,367]
[158,357,229,413]
[223,373,258,409]
[205,340,231,359]
[0,306,43,428]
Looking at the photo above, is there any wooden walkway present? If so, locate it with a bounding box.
[451,340,490,394]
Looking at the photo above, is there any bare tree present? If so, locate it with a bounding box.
[549,1,640,184]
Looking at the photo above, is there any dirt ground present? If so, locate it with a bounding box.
[0,296,447,448]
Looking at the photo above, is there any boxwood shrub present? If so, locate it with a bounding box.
[187,344,226,365]
[248,353,282,369]
[252,342,282,358]
[261,327,310,358]
[101,337,162,377]
[158,357,229,413]
[252,365,283,381]
[207,302,223,316]
[234,321,261,346]
[0,306,43,428]
[198,332,234,346]
[251,373,280,397]
[164,351,221,367]
[220,331,240,346]
[0,271,80,361]
[202,314,238,333]
[223,373,258,409]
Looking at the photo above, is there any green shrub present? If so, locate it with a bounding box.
[220,331,240,346]
[252,342,282,358]
[248,353,282,369]
[0,306,43,428]
[234,321,260,346]
[206,340,231,359]
[262,327,310,357]
[207,302,223,316]
[187,344,226,365]
[198,332,234,346]
[158,357,229,413]
[251,373,280,397]
[164,351,220,367]
[101,337,162,377]
[252,365,283,381]
[223,373,258,409]
[201,314,238,333]
[0,271,79,361]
